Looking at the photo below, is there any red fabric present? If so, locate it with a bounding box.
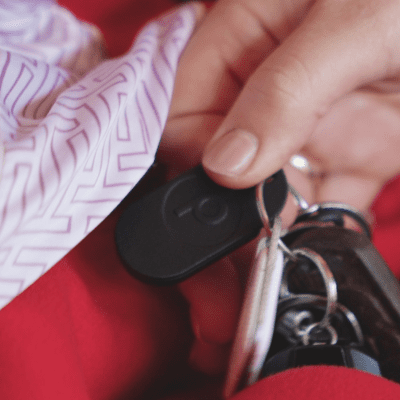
[2,1,400,399]
[0,210,193,400]
[58,0,177,57]
[233,366,400,400]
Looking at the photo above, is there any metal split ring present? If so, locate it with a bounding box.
[277,294,364,346]
[255,179,296,260]
[280,247,338,328]
[288,184,309,211]
[301,322,338,346]
[297,202,371,239]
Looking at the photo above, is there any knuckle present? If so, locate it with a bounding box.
[253,55,314,109]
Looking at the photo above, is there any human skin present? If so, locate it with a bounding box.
[158,0,400,379]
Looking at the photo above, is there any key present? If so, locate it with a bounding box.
[115,165,287,284]
[280,219,400,383]
[224,217,285,398]
[260,246,382,380]
[228,201,400,394]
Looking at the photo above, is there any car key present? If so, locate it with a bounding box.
[281,223,400,382]
[257,203,400,384]
[260,240,384,381]
[225,197,400,398]
[115,165,287,284]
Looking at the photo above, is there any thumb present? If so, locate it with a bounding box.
[202,0,400,188]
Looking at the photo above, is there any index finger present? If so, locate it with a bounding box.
[169,0,311,117]
[202,0,400,188]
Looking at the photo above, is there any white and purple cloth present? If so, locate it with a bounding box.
[0,1,197,309]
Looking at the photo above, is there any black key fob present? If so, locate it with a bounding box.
[115,165,287,284]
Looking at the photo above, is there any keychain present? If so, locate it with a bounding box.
[225,190,400,397]
[115,164,400,397]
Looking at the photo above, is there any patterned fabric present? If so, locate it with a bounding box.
[0,0,197,309]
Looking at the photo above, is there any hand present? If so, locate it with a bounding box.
[161,0,400,208]
[158,0,400,382]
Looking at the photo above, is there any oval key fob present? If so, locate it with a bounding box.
[115,165,287,284]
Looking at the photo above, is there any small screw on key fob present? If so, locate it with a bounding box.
[115,165,287,284]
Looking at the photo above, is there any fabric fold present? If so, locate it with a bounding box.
[0,0,197,309]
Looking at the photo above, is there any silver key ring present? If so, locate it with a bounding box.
[277,294,364,345]
[256,179,296,260]
[280,247,338,328]
[297,201,371,238]
[301,322,338,346]
[288,184,309,211]
[255,179,273,237]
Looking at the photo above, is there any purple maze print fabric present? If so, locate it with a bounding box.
[0,1,197,309]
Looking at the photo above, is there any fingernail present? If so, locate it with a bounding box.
[203,129,258,176]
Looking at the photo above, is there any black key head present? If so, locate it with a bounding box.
[115,165,287,284]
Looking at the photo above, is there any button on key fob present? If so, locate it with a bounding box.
[115,165,288,284]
